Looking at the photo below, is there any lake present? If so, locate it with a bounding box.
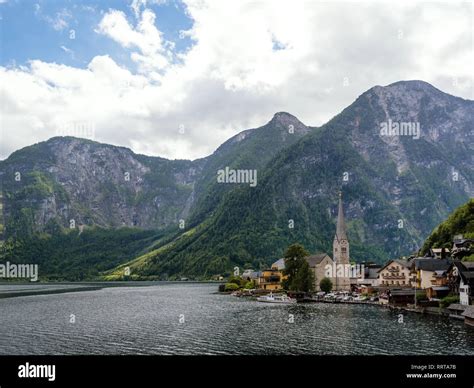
[0,283,473,355]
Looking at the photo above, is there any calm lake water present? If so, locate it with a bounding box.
[0,283,473,355]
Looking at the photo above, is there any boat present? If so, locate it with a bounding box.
[256,293,296,304]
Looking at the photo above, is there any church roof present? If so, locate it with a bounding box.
[335,191,348,242]
[305,253,332,267]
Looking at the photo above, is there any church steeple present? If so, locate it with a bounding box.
[335,191,347,242]
[333,191,349,266]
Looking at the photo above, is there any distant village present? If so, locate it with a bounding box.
[219,193,474,328]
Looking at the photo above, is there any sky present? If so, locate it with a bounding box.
[0,0,473,161]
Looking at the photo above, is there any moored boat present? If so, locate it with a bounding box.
[256,293,296,304]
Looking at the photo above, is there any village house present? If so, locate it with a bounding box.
[356,263,381,291]
[242,269,261,283]
[378,259,413,288]
[387,289,416,306]
[450,261,474,306]
[432,248,451,259]
[411,257,452,300]
[257,268,283,291]
[451,234,474,259]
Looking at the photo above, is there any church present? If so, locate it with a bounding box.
[308,191,351,291]
[273,191,352,291]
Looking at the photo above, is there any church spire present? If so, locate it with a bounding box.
[335,191,347,242]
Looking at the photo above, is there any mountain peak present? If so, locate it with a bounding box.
[269,112,306,128]
[366,80,448,99]
[386,80,436,89]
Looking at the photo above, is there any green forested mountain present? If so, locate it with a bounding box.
[0,227,167,280]
[106,80,474,279]
[187,112,312,227]
[1,80,473,280]
[0,113,311,280]
[421,199,474,255]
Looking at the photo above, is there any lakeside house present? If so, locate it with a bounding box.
[378,260,413,288]
[257,269,284,291]
[387,289,416,306]
[356,263,381,293]
[450,261,474,305]
[375,249,473,307]
[411,257,451,300]
[242,269,260,282]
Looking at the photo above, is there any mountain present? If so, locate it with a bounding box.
[0,137,201,237]
[187,112,312,227]
[420,198,474,256]
[0,113,312,280]
[0,114,311,238]
[105,80,474,279]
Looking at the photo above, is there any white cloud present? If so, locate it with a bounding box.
[34,5,73,31]
[130,0,166,18]
[1,1,472,161]
[96,9,171,77]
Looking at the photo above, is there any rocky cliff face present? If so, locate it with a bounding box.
[0,137,201,236]
[0,112,311,238]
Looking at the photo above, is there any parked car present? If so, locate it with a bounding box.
[316,291,326,300]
